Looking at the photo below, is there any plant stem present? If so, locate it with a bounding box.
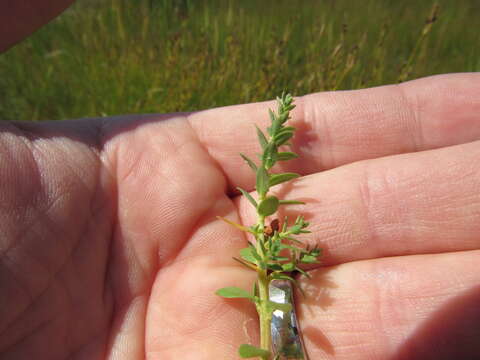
[217,93,319,360]
[257,270,271,360]
[255,211,272,359]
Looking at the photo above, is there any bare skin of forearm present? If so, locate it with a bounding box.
[0,0,76,53]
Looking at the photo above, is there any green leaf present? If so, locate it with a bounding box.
[256,166,269,197]
[279,199,305,205]
[269,173,300,187]
[281,262,296,272]
[270,239,284,254]
[277,242,297,252]
[232,257,257,271]
[273,130,294,146]
[271,123,282,138]
[270,273,297,283]
[253,282,259,298]
[284,235,303,244]
[255,125,268,150]
[276,151,298,161]
[249,224,260,234]
[309,247,322,257]
[262,142,278,169]
[217,216,254,233]
[277,112,288,124]
[266,263,283,271]
[257,196,279,217]
[239,344,271,358]
[216,287,254,299]
[240,153,258,171]
[278,126,296,133]
[257,234,267,261]
[237,187,258,208]
[300,254,320,264]
[299,247,322,263]
[240,246,261,264]
[289,215,309,234]
[268,108,276,123]
[295,267,312,279]
[270,255,289,261]
[269,109,281,135]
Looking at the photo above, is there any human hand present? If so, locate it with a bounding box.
[1,73,479,360]
[0,0,76,53]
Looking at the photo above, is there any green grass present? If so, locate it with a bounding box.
[0,0,479,121]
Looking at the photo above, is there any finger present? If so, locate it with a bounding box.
[188,73,480,191]
[0,1,75,53]
[298,250,480,360]
[146,197,258,359]
[237,140,480,266]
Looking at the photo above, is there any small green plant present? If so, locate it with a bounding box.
[216,93,321,359]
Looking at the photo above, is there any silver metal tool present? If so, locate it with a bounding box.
[269,279,309,359]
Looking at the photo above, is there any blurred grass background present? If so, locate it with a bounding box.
[0,0,478,121]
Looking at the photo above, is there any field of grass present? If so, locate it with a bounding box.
[0,0,479,121]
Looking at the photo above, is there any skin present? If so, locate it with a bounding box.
[0,0,76,53]
[1,73,480,360]
[1,4,480,360]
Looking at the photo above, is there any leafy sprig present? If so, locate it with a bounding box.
[216,92,321,359]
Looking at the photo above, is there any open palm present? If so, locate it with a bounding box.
[1,73,480,360]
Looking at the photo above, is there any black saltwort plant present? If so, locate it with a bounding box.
[216,93,321,360]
